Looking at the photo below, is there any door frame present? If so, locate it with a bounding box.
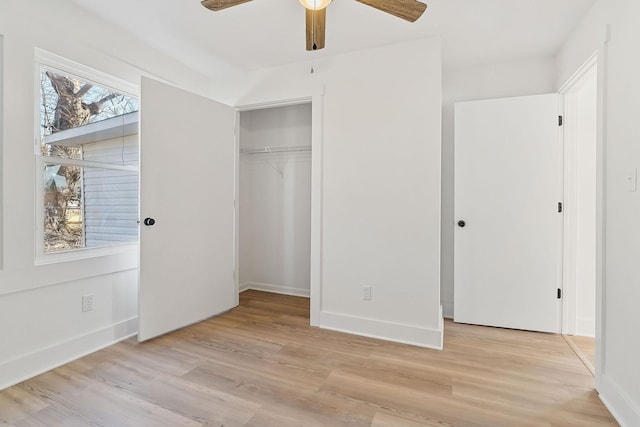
[558,42,608,388]
[559,52,598,337]
[235,89,324,326]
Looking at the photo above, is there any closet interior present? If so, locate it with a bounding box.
[238,103,312,297]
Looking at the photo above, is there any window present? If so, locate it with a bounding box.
[37,59,139,256]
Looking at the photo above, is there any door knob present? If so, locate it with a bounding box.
[143,217,156,226]
[457,220,466,228]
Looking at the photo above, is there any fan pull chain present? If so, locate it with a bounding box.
[312,12,317,50]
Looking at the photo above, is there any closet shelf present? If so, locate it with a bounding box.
[240,145,312,155]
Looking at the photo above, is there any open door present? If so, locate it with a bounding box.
[138,77,236,341]
[454,94,562,333]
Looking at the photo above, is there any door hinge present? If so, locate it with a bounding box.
[557,288,562,299]
[558,115,563,126]
[558,202,563,213]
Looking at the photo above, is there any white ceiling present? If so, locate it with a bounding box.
[73,0,596,78]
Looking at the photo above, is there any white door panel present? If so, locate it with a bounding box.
[138,77,236,341]
[454,94,562,333]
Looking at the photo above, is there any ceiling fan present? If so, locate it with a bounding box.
[200,0,427,51]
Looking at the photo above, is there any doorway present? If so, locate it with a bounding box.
[237,103,313,298]
[560,55,598,372]
[138,83,323,341]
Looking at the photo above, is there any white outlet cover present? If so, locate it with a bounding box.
[363,286,372,301]
[82,294,94,312]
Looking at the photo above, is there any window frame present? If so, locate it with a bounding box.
[34,50,140,264]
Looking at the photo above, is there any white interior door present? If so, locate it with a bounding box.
[454,94,562,333]
[138,77,236,341]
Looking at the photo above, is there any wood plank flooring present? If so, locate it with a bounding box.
[564,335,596,376]
[0,291,617,426]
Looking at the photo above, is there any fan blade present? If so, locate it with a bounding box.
[201,0,252,12]
[305,8,326,51]
[355,0,427,22]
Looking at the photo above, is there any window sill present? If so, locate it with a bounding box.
[34,242,139,266]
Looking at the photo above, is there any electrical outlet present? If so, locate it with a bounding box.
[82,294,95,312]
[363,286,372,301]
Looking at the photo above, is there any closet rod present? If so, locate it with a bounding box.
[240,145,312,155]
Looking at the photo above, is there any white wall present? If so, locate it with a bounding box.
[239,104,312,297]
[0,0,213,389]
[441,58,557,317]
[557,0,640,424]
[230,38,444,349]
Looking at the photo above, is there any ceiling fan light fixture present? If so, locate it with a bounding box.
[299,0,332,11]
[202,0,427,51]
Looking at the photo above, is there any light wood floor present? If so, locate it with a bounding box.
[564,335,596,376]
[1,291,617,426]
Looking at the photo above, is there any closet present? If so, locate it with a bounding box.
[238,103,312,297]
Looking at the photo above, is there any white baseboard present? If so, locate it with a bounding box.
[240,281,310,298]
[319,311,443,350]
[442,300,454,319]
[0,317,138,391]
[240,285,441,349]
[599,373,640,427]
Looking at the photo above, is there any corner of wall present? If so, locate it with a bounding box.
[241,282,310,298]
[238,282,252,293]
[0,317,137,391]
[599,373,640,427]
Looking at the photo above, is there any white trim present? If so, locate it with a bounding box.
[234,88,324,327]
[309,88,324,327]
[37,155,138,173]
[0,317,138,391]
[559,54,598,336]
[319,311,443,350]
[599,374,640,427]
[595,24,611,391]
[34,242,139,266]
[236,97,312,112]
[35,49,138,97]
[233,113,240,307]
[559,52,598,94]
[240,282,310,298]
